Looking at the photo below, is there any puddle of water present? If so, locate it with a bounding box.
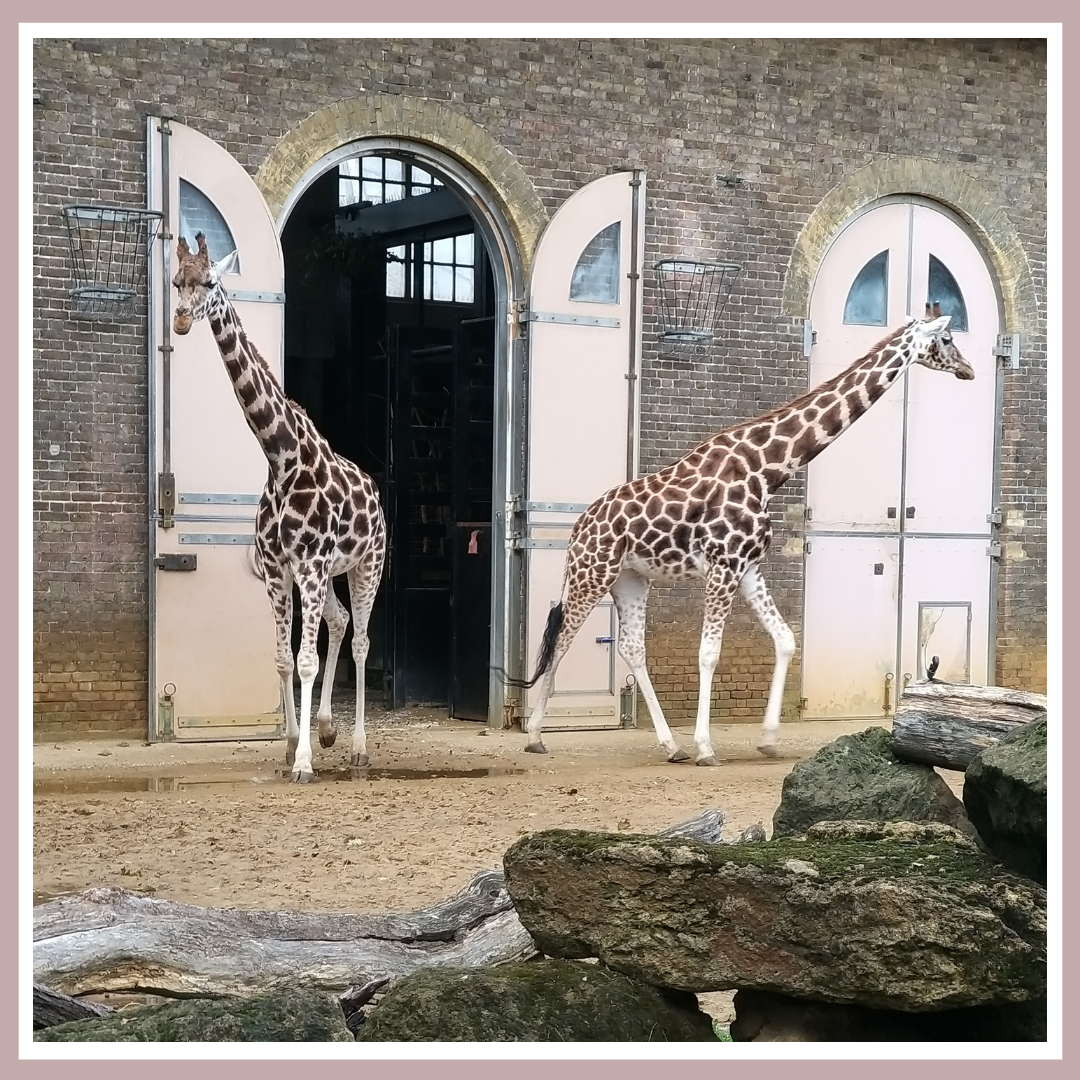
[33,765,525,796]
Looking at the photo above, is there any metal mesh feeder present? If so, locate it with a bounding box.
[654,259,742,343]
[63,204,162,321]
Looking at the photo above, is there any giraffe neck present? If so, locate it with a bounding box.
[204,287,305,487]
[716,325,916,496]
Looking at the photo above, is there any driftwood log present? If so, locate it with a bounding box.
[33,810,727,999]
[33,983,112,1029]
[891,682,1047,772]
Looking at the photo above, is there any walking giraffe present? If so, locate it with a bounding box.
[509,305,973,764]
[172,234,386,783]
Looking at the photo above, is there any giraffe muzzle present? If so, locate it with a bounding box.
[173,312,193,335]
[953,359,975,381]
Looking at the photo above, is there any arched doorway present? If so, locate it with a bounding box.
[279,142,514,719]
[801,196,1003,718]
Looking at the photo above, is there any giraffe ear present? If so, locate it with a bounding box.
[923,314,952,336]
[212,249,240,278]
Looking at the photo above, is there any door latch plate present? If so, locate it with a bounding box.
[155,553,197,571]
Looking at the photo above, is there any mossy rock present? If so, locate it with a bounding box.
[504,820,1046,1010]
[358,960,718,1041]
[34,988,353,1042]
[964,716,1047,884]
[772,726,973,839]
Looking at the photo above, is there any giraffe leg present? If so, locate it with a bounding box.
[291,562,332,784]
[261,556,299,767]
[316,584,349,749]
[345,559,380,769]
[610,569,688,763]
[692,563,739,766]
[738,563,796,757]
[524,582,608,754]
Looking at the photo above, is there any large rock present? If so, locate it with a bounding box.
[964,716,1047,884]
[34,988,353,1042]
[357,960,717,1041]
[503,820,1045,1011]
[772,726,974,839]
[730,988,1047,1042]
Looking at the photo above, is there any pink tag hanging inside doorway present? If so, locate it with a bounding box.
[467,530,480,555]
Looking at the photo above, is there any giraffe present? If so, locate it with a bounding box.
[508,305,973,765]
[171,233,387,783]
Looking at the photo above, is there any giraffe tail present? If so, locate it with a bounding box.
[496,601,564,689]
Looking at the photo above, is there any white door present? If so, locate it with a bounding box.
[519,171,645,729]
[148,119,285,739]
[802,198,1000,718]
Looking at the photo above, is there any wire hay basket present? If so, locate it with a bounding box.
[654,259,742,343]
[62,204,163,322]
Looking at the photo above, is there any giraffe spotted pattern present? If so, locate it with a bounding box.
[512,305,973,765]
[172,234,386,783]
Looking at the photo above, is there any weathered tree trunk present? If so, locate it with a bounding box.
[891,682,1047,772]
[33,983,112,1030]
[33,810,728,999]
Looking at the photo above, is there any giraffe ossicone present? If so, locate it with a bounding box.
[507,304,973,765]
[172,232,387,783]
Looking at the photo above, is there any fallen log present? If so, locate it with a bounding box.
[891,681,1047,772]
[33,983,112,1030]
[33,809,728,999]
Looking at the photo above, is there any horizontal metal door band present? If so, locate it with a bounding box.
[179,492,262,504]
[521,501,591,514]
[225,289,286,304]
[804,529,992,541]
[521,311,620,328]
[512,538,568,549]
[178,533,255,545]
[171,513,258,523]
[532,705,618,717]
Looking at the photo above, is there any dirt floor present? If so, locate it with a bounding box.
[33,706,931,1026]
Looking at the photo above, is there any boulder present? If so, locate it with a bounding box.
[357,960,718,1041]
[33,987,353,1042]
[772,726,974,839]
[964,716,1047,884]
[730,988,1046,1042]
[503,820,1046,1011]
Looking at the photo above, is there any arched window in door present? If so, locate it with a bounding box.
[179,179,236,266]
[842,249,888,325]
[927,254,969,331]
[569,222,620,303]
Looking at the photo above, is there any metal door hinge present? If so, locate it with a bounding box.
[986,508,1002,525]
[803,540,813,554]
[804,507,813,521]
[994,333,1021,369]
[986,541,1002,558]
[155,552,197,571]
[802,319,817,357]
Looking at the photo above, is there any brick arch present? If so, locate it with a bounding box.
[253,94,547,275]
[782,157,1039,333]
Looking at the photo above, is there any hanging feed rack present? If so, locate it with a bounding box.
[654,259,742,343]
[62,204,163,321]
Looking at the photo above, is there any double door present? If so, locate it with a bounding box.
[801,199,1002,718]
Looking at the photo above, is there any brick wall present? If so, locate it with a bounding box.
[32,36,1047,737]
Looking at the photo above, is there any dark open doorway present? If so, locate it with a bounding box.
[281,153,495,719]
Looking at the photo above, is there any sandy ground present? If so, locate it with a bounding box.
[33,706,918,1026]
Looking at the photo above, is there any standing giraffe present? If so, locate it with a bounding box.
[510,306,973,764]
[171,234,386,783]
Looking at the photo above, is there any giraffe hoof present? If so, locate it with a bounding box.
[695,755,720,767]
[291,767,315,784]
[350,753,369,768]
[757,743,779,758]
[319,728,338,749]
[524,742,549,755]
[667,749,691,763]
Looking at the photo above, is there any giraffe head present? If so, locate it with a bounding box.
[172,232,239,335]
[908,302,975,380]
